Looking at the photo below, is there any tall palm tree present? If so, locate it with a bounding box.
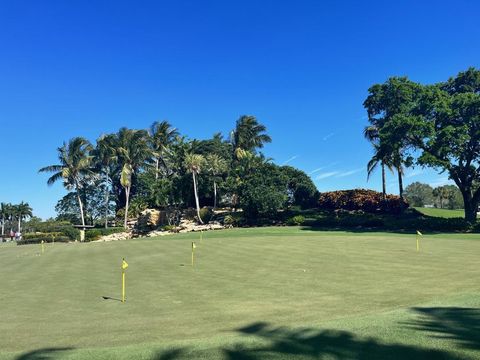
[231,115,272,157]
[0,202,10,236]
[39,137,94,228]
[148,121,179,180]
[184,153,206,224]
[93,134,117,228]
[15,202,32,232]
[206,154,228,209]
[114,128,151,229]
[364,125,389,199]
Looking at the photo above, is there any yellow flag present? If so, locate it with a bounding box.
[192,242,196,249]
[122,258,129,270]
[416,230,423,236]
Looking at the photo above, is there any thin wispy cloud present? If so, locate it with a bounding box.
[315,171,339,180]
[281,155,298,165]
[336,168,364,178]
[405,169,425,178]
[309,162,339,175]
[322,133,335,141]
[429,177,454,187]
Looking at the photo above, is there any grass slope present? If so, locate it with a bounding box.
[414,207,465,218]
[1,227,479,359]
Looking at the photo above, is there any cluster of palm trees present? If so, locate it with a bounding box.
[39,115,272,229]
[0,202,33,235]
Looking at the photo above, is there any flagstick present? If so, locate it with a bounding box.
[122,270,126,303]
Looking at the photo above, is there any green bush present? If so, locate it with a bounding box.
[17,236,70,245]
[85,227,125,241]
[286,215,306,226]
[199,208,214,223]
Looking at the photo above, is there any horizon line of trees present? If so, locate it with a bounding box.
[403,182,463,209]
[363,67,480,222]
[0,202,33,235]
[39,115,319,230]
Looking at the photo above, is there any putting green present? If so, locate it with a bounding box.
[1,227,479,359]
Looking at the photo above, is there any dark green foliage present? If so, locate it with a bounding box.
[318,189,408,214]
[280,166,318,208]
[238,163,288,221]
[198,208,214,223]
[286,215,306,226]
[404,182,434,207]
[17,236,70,245]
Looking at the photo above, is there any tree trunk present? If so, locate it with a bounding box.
[381,162,386,200]
[1,215,4,236]
[104,172,109,229]
[124,186,131,230]
[155,158,160,180]
[18,216,21,233]
[76,192,86,227]
[192,172,203,224]
[462,191,478,223]
[213,181,217,209]
[397,167,404,200]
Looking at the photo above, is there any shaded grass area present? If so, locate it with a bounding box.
[1,228,480,359]
[414,207,466,219]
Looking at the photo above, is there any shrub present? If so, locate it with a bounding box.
[17,236,70,245]
[199,208,214,223]
[85,227,125,241]
[318,189,408,214]
[286,215,306,226]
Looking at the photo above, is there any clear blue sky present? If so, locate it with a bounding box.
[0,0,478,219]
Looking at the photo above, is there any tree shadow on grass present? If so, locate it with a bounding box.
[405,307,480,351]
[152,322,463,360]
[15,347,74,360]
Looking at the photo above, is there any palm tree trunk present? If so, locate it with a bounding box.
[213,180,217,209]
[18,216,21,233]
[155,158,160,180]
[104,171,109,229]
[192,172,203,224]
[76,192,86,227]
[381,162,386,200]
[397,167,404,200]
[1,215,4,236]
[124,186,131,230]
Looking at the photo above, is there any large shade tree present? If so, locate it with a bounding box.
[39,137,94,227]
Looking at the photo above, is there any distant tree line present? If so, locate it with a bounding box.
[364,67,480,221]
[39,116,319,229]
[403,182,463,209]
[0,202,32,235]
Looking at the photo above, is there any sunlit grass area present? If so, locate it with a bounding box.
[1,227,479,359]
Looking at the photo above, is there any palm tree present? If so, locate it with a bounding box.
[364,125,389,199]
[39,137,94,228]
[0,202,10,236]
[231,115,272,157]
[184,153,206,224]
[205,154,228,209]
[93,134,117,228]
[148,121,179,180]
[15,202,32,232]
[114,128,151,229]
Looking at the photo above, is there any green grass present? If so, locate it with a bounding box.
[1,227,480,359]
[414,207,466,218]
